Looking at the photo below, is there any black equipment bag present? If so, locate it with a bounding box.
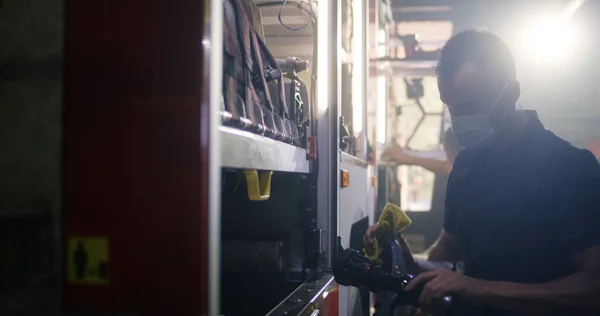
[222,0,304,147]
[240,0,265,42]
[223,0,264,135]
[270,74,309,130]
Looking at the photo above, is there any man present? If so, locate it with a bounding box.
[364,30,600,315]
[382,128,464,177]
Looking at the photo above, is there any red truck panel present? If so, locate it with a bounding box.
[319,285,340,315]
[63,1,209,314]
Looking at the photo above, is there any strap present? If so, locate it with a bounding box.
[238,2,288,118]
[231,0,281,121]
[223,0,246,119]
[253,33,289,118]
[249,29,275,112]
[227,0,256,124]
[231,0,302,140]
[223,1,238,59]
[231,0,253,70]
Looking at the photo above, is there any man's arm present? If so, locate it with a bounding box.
[408,150,600,313]
[406,155,453,177]
[427,229,462,262]
[479,246,600,313]
[407,248,600,314]
[479,158,600,313]
[409,229,462,273]
[412,167,464,272]
[381,146,453,176]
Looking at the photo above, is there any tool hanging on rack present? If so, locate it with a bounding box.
[222,0,310,147]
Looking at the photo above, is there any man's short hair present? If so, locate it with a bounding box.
[436,30,517,89]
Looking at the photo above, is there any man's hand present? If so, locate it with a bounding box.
[381,145,412,165]
[405,269,486,312]
[362,223,380,255]
[363,223,418,274]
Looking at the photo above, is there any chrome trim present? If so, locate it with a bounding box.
[220,126,311,173]
[205,0,223,315]
[370,59,438,77]
[340,151,368,168]
[360,0,369,170]
[326,0,341,271]
[266,274,336,316]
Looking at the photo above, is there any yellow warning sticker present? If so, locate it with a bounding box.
[67,237,110,285]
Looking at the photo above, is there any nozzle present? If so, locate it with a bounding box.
[276,57,309,75]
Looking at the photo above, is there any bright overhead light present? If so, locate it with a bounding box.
[520,16,579,62]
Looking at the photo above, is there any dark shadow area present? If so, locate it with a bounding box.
[220,172,308,315]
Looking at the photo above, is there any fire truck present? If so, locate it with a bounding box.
[63,0,448,315]
[202,0,449,313]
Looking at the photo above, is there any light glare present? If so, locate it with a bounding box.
[521,17,578,62]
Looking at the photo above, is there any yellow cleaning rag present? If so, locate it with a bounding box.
[364,203,412,264]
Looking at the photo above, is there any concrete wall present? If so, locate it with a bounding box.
[0,0,63,313]
[0,0,62,211]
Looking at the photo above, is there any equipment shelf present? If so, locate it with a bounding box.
[220,126,311,173]
[370,59,438,77]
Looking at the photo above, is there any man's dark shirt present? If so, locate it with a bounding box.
[444,111,600,316]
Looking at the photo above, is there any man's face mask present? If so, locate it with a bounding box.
[451,84,513,148]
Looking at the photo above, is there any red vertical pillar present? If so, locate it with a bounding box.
[63,1,208,314]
